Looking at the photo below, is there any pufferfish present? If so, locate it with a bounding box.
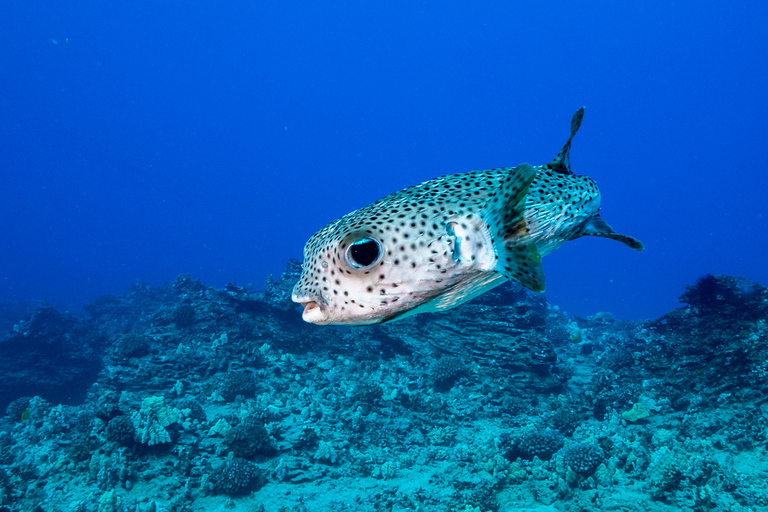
[292,107,643,325]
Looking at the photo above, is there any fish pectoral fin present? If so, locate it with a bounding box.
[482,162,545,292]
[483,162,536,244]
[575,215,645,251]
[495,243,545,292]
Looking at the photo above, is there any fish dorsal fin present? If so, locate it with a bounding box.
[482,163,546,292]
[543,106,585,176]
[575,215,645,251]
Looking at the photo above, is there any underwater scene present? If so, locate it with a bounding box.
[2,270,768,511]
[2,1,768,511]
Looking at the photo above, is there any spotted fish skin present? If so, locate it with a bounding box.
[293,107,643,325]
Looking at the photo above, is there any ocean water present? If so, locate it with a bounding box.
[1,1,766,320]
[2,4,768,510]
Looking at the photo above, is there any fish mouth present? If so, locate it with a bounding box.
[301,301,320,315]
[299,300,330,323]
[292,293,330,324]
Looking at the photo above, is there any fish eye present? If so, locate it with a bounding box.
[345,237,382,269]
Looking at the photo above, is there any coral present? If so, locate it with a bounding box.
[0,304,104,410]
[69,434,95,462]
[622,402,650,422]
[550,399,585,436]
[178,399,207,422]
[5,396,31,422]
[130,396,181,446]
[84,281,176,336]
[505,429,565,461]
[210,458,261,496]
[172,302,196,328]
[349,379,383,408]
[0,467,10,504]
[589,369,639,419]
[0,301,36,336]
[427,426,457,446]
[74,409,96,434]
[208,418,232,437]
[0,432,14,466]
[3,269,768,511]
[641,276,768,404]
[263,259,304,310]
[294,426,320,451]
[312,441,338,464]
[460,479,497,512]
[89,449,135,491]
[173,274,205,295]
[431,356,467,391]
[220,370,256,400]
[371,460,400,479]
[560,442,604,476]
[225,419,276,460]
[106,415,136,447]
[679,274,767,321]
[113,333,150,359]
[647,446,684,499]
[97,489,122,512]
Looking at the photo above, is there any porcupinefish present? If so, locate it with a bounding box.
[292,107,643,325]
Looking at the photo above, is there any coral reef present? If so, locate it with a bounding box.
[225,419,277,460]
[0,268,767,511]
[130,395,182,446]
[112,333,150,359]
[430,356,467,391]
[210,458,262,496]
[505,429,565,461]
[0,304,104,409]
[559,442,604,476]
[105,415,136,447]
[4,397,31,423]
[220,369,257,400]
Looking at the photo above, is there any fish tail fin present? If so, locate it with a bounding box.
[483,163,546,292]
[576,215,645,251]
[543,106,585,175]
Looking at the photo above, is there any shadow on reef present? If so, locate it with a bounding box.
[0,303,104,410]
[632,274,768,409]
[1,268,767,511]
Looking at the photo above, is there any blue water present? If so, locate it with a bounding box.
[1,1,766,320]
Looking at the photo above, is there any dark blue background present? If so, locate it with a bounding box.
[2,1,766,320]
